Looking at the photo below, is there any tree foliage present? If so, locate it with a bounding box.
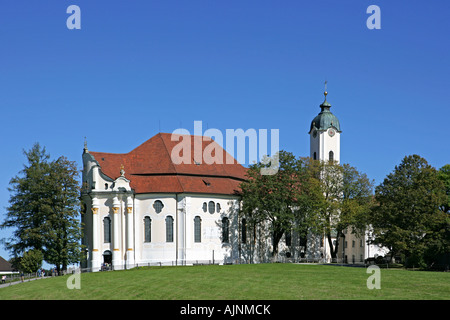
[240,151,307,259]
[239,150,373,261]
[369,155,448,266]
[1,143,52,255]
[313,160,375,260]
[437,164,450,214]
[0,143,82,272]
[19,249,43,273]
[44,156,82,271]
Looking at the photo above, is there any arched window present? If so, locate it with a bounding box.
[153,200,164,213]
[329,151,334,162]
[313,152,317,160]
[216,203,221,213]
[144,217,151,243]
[103,217,111,243]
[165,216,174,242]
[208,201,215,214]
[222,217,229,243]
[202,202,207,212]
[194,216,201,243]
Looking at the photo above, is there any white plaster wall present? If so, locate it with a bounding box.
[310,129,340,163]
[130,193,241,265]
[135,194,177,264]
[183,194,240,263]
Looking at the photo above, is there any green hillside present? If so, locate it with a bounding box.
[0,264,448,300]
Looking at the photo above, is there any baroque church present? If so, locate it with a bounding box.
[80,91,385,271]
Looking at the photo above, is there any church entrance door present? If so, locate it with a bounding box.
[103,250,112,270]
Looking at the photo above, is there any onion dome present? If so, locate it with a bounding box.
[309,90,341,133]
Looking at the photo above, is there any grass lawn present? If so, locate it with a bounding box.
[0,264,448,300]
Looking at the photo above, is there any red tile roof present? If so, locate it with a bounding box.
[89,133,247,195]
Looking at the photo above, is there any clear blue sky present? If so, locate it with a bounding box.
[0,0,449,262]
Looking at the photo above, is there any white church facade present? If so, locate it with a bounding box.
[80,133,246,271]
[80,91,385,271]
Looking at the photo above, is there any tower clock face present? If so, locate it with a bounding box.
[328,129,335,137]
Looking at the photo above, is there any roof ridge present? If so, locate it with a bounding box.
[159,133,185,193]
[90,151,127,156]
[130,172,246,181]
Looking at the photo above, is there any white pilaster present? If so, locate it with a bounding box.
[126,196,135,268]
[112,196,121,269]
[91,198,101,271]
[177,195,186,264]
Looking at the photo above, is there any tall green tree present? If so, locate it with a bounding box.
[239,151,321,260]
[1,143,52,256]
[44,156,82,273]
[438,164,450,214]
[1,143,82,273]
[425,164,450,268]
[293,157,326,246]
[314,160,374,261]
[369,155,447,266]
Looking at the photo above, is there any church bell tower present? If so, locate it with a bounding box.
[309,84,341,163]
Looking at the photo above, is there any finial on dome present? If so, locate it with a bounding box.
[120,164,125,176]
[83,136,88,153]
[320,80,332,110]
